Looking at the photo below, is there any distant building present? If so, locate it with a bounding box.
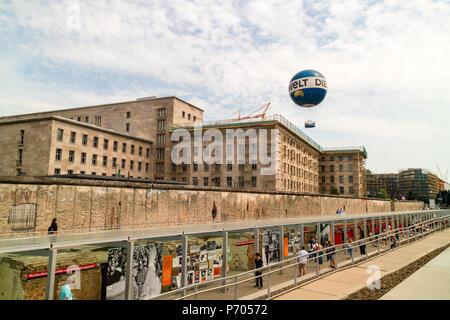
[398,168,440,199]
[365,171,400,199]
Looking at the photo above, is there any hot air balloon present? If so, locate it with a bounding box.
[288,69,327,128]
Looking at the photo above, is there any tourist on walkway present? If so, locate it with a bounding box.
[297,246,308,276]
[48,218,58,234]
[254,253,263,289]
[59,277,74,300]
[326,242,336,269]
[317,242,323,271]
[359,238,366,255]
[346,238,353,259]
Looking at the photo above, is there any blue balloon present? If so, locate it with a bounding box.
[289,70,327,108]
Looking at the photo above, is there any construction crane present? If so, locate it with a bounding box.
[436,164,448,182]
[234,102,271,121]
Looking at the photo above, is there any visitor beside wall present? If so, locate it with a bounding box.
[59,277,74,300]
[48,218,58,234]
[297,246,308,276]
[254,253,263,289]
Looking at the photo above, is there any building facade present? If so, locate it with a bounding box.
[365,171,400,199]
[0,97,367,195]
[0,116,153,178]
[398,168,440,199]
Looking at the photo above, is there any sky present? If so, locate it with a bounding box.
[0,0,449,177]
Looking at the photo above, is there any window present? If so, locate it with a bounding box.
[126,111,131,118]
[348,164,353,171]
[113,141,118,151]
[339,164,343,172]
[19,130,25,144]
[339,176,344,183]
[252,176,257,187]
[182,164,187,172]
[93,137,98,148]
[77,116,81,121]
[349,186,354,194]
[92,172,96,175]
[54,168,61,175]
[349,175,354,183]
[322,176,326,183]
[215,164,221,172]
[103,156,107,167]
[158,108,166,117]
[172,163,177,172]
[227,164,232,171]
[85,116,89,122]
[130,160,134,170]
[18,149,23,164]
[330,165,334,172]
[138,162,142,171]
[338,156,343,161]
[82,134,88,146]
[145,163,149,172]
[68,170,74,175]
[157,134,165,144]
[182,177,187,182]
[121,159,126,169]
[182,111,185,118]
[330,176,335,183]
[214,177,220,187]
[227,177,232,187]
[156,163,164,174]
[103,139,109,150]
[348,156,353,161]
[239,164,244,171]
[126,123,130,132]
[188,114,191,120]
[122,143,127,153]
[329,156,334,161]
[203,177,209,186]
[339,187,344,194]
[252,162,257,171]
[95,116,101,126]
[193,116,197,121]
[81,152,86,164]
[239,176,244,187]
[138,146,142,156]
[92,154,97,165]
[193,177,198,186]
[146,148,150,158]
[57,129,64,141]
[204,163,209,172]
[68,150,75,162]
[193,163,198,172]
[55,148,62,161]
[321,165,325,172]
[157,119,166,131]
[131,145,135,154]
[156,148,164,159]
[112,157,117,168]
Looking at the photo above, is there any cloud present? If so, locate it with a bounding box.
[0,0,449,173]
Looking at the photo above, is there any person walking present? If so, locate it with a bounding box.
[346,238,353,259]
[254,253,263,289]
[317,242,323,271]
[59,277,74,300]
[48,218,58,234]
[359,238,366,255]
[297,246,308,276]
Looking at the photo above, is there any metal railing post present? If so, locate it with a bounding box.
[45,249,57,300]
[234,275,238,300]
[194,285,198,300]
[294,260,298,286]
[267,265,271,298]
[222,231,228,293]
[124,240,135,301]
[316,251,319,277]
[279,225,284,275]
[181,234,188,298]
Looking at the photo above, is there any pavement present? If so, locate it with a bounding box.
[379,246,450,300]
[274,228,450,300]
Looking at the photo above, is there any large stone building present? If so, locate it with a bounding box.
[365,171,400,199]
[0,97,367,195]
[398,168,440,199]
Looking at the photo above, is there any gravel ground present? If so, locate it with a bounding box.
[345,243,450,300]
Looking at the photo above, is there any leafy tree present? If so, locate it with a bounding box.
[330,187,339,195]
[378,189,388,199]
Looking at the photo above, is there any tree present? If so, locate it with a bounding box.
[378,189,388,199]
[330,187,339,195]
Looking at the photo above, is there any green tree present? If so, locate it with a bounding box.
[378,189,388,199]
[330,187,339,195]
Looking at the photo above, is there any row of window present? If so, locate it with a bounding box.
[191,176,257,187]
[321,186,354,194]
[322,164,354,172]
[181,111,197,121]
[55,149,150,172]
[56,129,150,157]
[283,136,318,160]
[322,156,353,161]
[283,163,317,180]
[282,179,317,192]
[321,175,354,184]
[53,168,147,179]
[170,163,259,173]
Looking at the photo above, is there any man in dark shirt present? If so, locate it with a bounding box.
[254,253,264,289]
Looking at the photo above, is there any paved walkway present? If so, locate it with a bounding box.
[379,246,450,300]
[274,228,450,300]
